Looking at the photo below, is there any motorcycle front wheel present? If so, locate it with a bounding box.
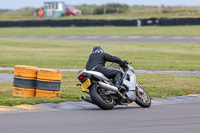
[135,84,151,108]
[89,84,115,110]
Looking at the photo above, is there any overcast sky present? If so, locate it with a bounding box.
[1,0,200,10]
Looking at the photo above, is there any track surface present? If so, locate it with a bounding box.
[1,36,200,42]
[0,102,200,133]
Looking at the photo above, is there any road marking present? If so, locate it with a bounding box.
[127,102,138,107]
[0,105,59,113]
[187,94,200,97]
[0,106,26,113]
[9,36,16,38]
[107,36,120,38]
[49,36,56,38]
[0,107,11,111]
[127,100,164,106]
[150,36,163,38]
[172,37,185,39]
[14,104,59,111]
[27,36,36,38]
[127,36,142,38]
[68,36,78,38]
[85,36,98,38]
[151,100,163,104]
[193,37,200,39]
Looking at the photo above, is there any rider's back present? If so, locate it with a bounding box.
[86,53,122,70]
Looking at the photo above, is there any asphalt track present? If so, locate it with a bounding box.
[0,102,200,133]
[1,36,200,42]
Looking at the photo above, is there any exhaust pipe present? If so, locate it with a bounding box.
[98,81,118,92]
[98,81,125,99]
[81,96,95,104]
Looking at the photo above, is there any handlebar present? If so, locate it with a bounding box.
[121,62,132,68]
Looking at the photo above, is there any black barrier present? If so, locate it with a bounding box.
[157,18,200,26]
[13,78,35,88]
[0,18,200,27]
[36,80,61,91]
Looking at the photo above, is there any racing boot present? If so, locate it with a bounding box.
[114,81,127,93]
[114,73,127,92]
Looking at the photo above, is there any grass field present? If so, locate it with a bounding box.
[0,38,200,71]
[0,26,199,106]
[0,26,200,37]
[0,72,199,106]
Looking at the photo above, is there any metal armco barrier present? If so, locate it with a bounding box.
[0,18,200,27]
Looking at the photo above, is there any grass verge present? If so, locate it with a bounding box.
[0,26,200,37]
[0,71,199,106]
[0,38,200,71]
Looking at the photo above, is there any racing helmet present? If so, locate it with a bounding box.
[92,46,104,53]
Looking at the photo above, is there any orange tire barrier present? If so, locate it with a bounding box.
[37,68,62,81]
[13,65,38,97]
[13,65,62,98]
[14,65,38,79]
[12,86,35,97]
[35,89,60,98]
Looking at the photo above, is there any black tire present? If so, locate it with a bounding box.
[89,84,115,110]
[13,78,35,88]
[135,84,151,108]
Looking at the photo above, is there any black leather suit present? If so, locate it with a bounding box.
[86,53,123,88]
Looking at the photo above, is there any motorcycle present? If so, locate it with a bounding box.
[77,62,151,110]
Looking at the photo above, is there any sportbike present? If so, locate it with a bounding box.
[77,62,151,110]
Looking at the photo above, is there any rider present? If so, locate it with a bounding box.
[86,46,127,90]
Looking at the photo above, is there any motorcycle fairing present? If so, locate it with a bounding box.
[81,70,110,81]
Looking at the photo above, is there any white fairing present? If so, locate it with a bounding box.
[122,70,136,91]
[122,65,137,101]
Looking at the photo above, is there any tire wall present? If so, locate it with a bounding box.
[13,65,38,97]
[35,68,62,98]
[0,18,200,27]
[12,66,62,98]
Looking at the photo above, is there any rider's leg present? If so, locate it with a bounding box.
[113,72,122,88]
[96,67,125,90]
[113,72,127,92]
[96,66,120,86]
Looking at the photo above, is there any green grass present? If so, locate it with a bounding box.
[0,38,200,71]
[0,26,200,37]
[137,74,200,98]
[0,72,199,106]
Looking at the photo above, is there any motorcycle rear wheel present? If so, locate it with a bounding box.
[135,84,151,108]
[89,84,115,110]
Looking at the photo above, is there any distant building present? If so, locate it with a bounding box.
[43,2,65,18]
